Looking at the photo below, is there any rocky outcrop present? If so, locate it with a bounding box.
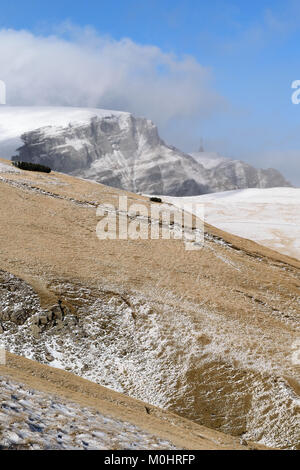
[0,270,75,339]
[11,110,291,195]
[0,270,42,326]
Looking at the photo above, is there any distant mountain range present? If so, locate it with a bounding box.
[0,106,292,195]
[163,187,300,260]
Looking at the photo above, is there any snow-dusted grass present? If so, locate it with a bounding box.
[0,376,177,450]
[163,188,300,260]
[2,280,299,450]
[0,169,299,449]
[0,162,20,173]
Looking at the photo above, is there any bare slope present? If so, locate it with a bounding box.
[0,158,299,449]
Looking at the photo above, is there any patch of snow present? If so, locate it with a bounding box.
[0,376,177,450]
[162,188,300,260]
[0,162,20,173]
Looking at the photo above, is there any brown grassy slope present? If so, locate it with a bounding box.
[0,352,264,450]
[0,157,299,310]
[0,158,299,447]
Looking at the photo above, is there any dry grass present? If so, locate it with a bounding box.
[0,158,299,448]
[0,352,265,450]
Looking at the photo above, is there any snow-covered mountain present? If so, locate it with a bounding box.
[190,151,230,169]
[163,187,300,260]
[191,151,291,192]
[0,106,291,195]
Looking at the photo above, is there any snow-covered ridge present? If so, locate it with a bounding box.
[0,106,292,196]
[163,188,300,260]
[190,151,231,169]
[0,106,127,140]
[0,106,128,159]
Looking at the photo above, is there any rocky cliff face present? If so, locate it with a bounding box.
[9,108,291,195]
[209,160,290,192]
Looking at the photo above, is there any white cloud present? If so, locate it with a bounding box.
[0,26,226,148]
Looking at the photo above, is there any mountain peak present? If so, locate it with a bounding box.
[0,106,292,195]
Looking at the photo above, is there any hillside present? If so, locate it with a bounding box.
[0,158,299,449]
[0,106,291,195]
[0,352,263,450]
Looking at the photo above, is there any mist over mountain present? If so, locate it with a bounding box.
[0,106,290,196]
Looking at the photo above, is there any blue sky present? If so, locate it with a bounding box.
[0,0,300,184]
